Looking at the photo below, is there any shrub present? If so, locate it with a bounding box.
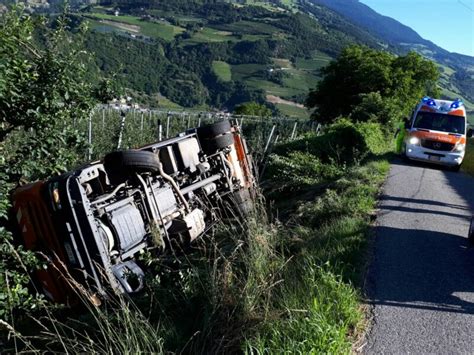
[354,121,388,155]
[350,92,401,128]
[0,7,96,319]
[272,119,387,167]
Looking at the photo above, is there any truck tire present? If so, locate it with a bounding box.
[104,150,160,183]
[230,188,254,219]
[200,133,234,154]
[197,120,231,140]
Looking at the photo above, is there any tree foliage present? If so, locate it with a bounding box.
[234,101,272,117]
[0,7,97,318]
[306,46,440,124]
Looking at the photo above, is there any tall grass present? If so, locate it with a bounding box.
[244,159,389,353]
[462,139,474,176]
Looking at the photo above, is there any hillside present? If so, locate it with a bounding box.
[11,0,471,117]
[306,0,474,112]
[77,0,390,117]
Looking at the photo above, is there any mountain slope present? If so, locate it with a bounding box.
[309,0,426,46]
[79,0,396,116]
[304,0,474,111]
[4,0,472,116]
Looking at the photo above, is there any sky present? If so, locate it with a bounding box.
[359,0,474,57]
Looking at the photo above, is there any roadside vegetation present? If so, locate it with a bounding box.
[0,6,442,354]
[462,139,474,176]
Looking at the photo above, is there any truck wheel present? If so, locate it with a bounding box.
[197,120,231,140]
[104,150,160,183]
[200,133,234,154]
[231,188,254,219]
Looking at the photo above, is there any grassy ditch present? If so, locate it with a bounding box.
[3,120,391,353]
[462,139,474,176]
[246,146,389,352]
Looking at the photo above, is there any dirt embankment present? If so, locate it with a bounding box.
[266,95,306,108]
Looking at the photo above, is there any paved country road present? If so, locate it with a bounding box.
[365,159,474,354]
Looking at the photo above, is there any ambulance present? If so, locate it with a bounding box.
[402,97,471,171]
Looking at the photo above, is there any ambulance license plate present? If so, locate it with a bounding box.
[429,155,440,161]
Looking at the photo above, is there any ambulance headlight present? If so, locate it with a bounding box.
[454,143,466,152]
[408,137,420,145]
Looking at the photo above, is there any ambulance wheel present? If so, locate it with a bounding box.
[450,164,461,172]
[468,216,474,246]
[401,144,409,162]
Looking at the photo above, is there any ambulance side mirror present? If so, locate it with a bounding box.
[467,128,473,138]
[404,120,411,129]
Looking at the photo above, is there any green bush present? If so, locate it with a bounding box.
[272,120,368,165]
[354,121,389,155]
[272,119,387,168]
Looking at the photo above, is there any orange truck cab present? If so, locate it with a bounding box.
[403,97,471,170]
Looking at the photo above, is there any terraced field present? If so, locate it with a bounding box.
[212,61,232,82]
[84,13,184,41]
[182,27,240,44]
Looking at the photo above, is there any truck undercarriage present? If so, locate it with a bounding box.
[12,120,255,304]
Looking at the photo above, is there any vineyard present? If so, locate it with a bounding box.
[80,107,319,163]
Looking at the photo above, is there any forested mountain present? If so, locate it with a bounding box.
[2,0,473,117]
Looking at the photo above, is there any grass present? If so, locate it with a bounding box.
[247,78,304,97]
[155,94,183,109]
[212,60,232,82]
[462,138,474,176]
[275,103,310,119]
[231,63,267,81]
[244,157,390,353]
[272,58,292,69]
[295,56,331,71]
[183,27,240,44]
[84,13,184,41]
[231,59,323,102]
[215,20,280,36]
[283,68,320,91]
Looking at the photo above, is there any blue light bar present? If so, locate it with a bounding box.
[427,99,437,107]
[422,96,431,102]
[451,100,463,109]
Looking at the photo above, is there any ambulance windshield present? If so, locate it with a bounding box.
[413,112,465,134]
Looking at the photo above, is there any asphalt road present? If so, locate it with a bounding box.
[365,159,474,354]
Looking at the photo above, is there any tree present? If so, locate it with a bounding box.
[389,51,440,110]
[306,46,440,124]
[234,101,272,117]
[0,7,97,318]
[350,92,400,128]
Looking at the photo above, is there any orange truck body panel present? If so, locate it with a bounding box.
[13,182,75,304]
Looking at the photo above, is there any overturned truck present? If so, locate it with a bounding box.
[12,120,255,304]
